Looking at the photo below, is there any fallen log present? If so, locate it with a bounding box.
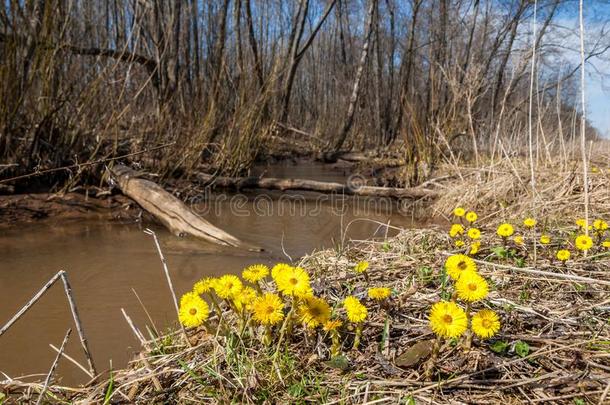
[108,165,260,251]
[196,173,437,199]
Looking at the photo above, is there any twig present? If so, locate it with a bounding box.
[36,328,72,405]
[144,229,189,345]
[0,270,97,377]
[0,271,64,337]
[49,344,93,378]
[121,308,147,347]
[59,271,97,376]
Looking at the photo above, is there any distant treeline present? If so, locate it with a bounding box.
[0,0,606,186]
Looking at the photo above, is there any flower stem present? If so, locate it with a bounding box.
[352,322,363,350]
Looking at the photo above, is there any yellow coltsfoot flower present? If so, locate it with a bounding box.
[465,211,478,223]
[523,218,537,228]
[193,277,215,295]
[233,286,258,312]
[276,266,312,298]
[449,223,465,238]
[215,275,243,299]
[496,223,514,238]
[593,219,608,232]
[556,249,571,262]
[271,263,293,281]
[469,241,481,255]
[467,228,481,240]
[353,261,369,274]
[539,235,551,245]
[453,207,466,217]
[445,254,477,280]
[343,296,368,323]
[367,287,392,301]
[575,234,593,252]
[242,264,270,283]
[513,235,524,246]
[456,271,489,302]
[298,296,331,328]
[179,295,210,328]
[252,293,284,326]
[471,309,501,339]
[429,301,468,339]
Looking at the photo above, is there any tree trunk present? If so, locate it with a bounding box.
[333,0,376,152]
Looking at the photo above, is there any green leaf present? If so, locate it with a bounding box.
[491,246,508,258]
[489,340,509,354]
[325,355,350,371]
[514,341,530,358]
[405,396,416,405]
[382,242,391,252]
[103,371,114,405]
[573,398,585,405]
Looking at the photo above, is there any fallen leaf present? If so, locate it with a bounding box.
[395,339,434,368]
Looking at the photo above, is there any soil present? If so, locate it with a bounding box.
[0,192,145,227]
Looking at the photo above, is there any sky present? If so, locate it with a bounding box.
[557,1,610,137]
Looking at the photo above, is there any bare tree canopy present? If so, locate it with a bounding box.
[1,0,608,186]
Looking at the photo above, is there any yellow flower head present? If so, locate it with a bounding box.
[593,219,608,232]
[523,218,537,228]
[193,277,215,295]
[180,291,200,306]
[271,263,293,281]
[298,296,331,328]
[276,266,312,298]
[429,301,468,339]
[465,211,478,223]
[444,254,477,280]
[556,249,571,261]
[453,207,466,217]
[242,264,270,283]
[214,275,243,299]
[496,223,514,238]
[323,319,343,332]
[252,293,284,325]
[467,228,481,240]
[354,261,369,274]
[456,271,489,302]
[471,309,501,339]
[367,287,392,300]
[602,240,610,248]
[178,295,210,328]
[539,235,551,245]
[469,241,481,255]
[455,240,465,248]
[576,219,587,229]
[343,296,367,323]
[449,223,465,238]
[233,286,258,312]
[592,166,600,173]
[575,234,593,251]
[513,235,524,245]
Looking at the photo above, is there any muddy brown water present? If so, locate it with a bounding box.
[0,162,430,385]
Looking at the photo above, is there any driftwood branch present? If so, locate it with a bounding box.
[108,164,259,250]
[197,173,437,199]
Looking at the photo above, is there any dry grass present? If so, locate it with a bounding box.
[4,220,609,404]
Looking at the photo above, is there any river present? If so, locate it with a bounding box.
[0,162,427,385]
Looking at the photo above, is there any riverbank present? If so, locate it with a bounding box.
[2,156,610,403]
[4,215,610,403]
